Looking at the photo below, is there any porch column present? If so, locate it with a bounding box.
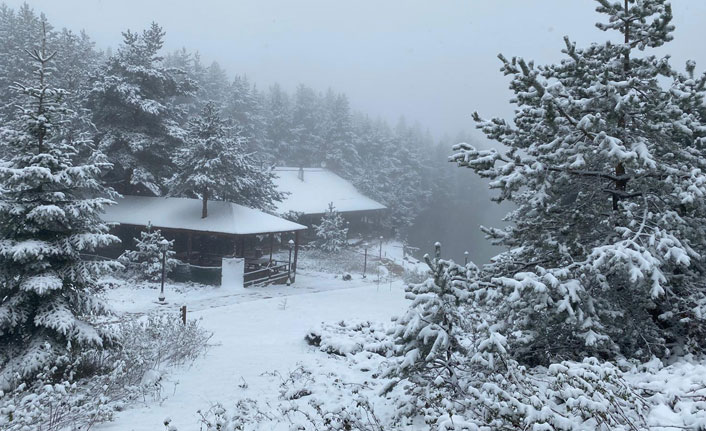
[186,232,193,262]
[292,230,300,282]
[269,233,274,262]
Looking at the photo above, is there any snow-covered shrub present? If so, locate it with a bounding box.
[195,400,274,431]
[313,202,349,253]
[191,365,386,431]
[119,223,179,282]
[0,311,212,431]
[306,320,393,357]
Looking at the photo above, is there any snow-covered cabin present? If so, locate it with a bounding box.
[102,195,307,285]
[272,167,386,233]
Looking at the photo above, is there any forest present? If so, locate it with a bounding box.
[2,1,706,430]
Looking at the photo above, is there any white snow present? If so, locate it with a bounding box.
[96,271,408,431]
[272,167,386,215]
[101,195,306,235]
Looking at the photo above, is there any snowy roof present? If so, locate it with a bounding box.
[272,167,386,215]
[102,195,307,235]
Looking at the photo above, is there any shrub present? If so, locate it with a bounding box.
[0,311,212,431]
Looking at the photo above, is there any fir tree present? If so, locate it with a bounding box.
[321,90,358,174]
[118,223,178,282]
[0,25,119,389]
[290,84,323,167]
[201,61,229,107]
[0,3,48,120]
[88,22,196,196]
[224,75,265,152]
[313,202,349,253]
[263,83,292,163]
[170,102,282,215]
[451,0,706,362]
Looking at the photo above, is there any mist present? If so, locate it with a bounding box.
[3,1,706,428]
[4,0,705,138]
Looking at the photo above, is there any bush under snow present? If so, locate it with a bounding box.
[0,311,212,431]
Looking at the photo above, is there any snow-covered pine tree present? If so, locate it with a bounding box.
[290,84,324,167]
[201,61,229,107]
[0,3,48,121]
[224,75,266,152]
[0,24,119,389]
[383,247,473,398]
[320,90,359,175]
[88,22,196,196]
[263,83,293,163]
[313,202,348,253]
[170,102,282,215]
[451,0,706,363]
[118,223,178,282]
[350,116,428,237]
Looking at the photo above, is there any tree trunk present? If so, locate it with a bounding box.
[202,187,208,218]
[613,0,630,212]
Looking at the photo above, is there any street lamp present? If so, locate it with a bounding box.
[464,251,469,265]
[287,239,294,286]
[362,242,368,278]
[379,236,383,261]
[158,239,169,303]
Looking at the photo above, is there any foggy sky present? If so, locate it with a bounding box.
[7,0,706,143]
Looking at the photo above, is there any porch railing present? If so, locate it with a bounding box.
[244,260,291,287]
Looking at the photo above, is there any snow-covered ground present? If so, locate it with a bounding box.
[97,269,409,431]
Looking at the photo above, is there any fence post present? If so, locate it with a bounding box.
[180,305,187,325]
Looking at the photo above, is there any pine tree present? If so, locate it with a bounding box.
[350,116,428,237]
[385,247,473,393]
[313,202,349,252]
[200,61,229,108]
[0,24,119,389]
[0,4,48,121]
[290,84,323,167]
[170,102,282,215]
[88,22,196,196]
[118,223,178,282]
[224,75,260,148]
[451,0,706,362]
[321,90,358,174]
[263,83,292,163]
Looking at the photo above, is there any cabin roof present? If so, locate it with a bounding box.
[102,195,307,235]
[272,167,386,215]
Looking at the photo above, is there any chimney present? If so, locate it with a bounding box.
[298,166,304,181]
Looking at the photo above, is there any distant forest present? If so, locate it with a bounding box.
[0,3,497,245]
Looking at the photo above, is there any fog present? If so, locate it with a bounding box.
[8,0,706,139]
[5,0,706,263]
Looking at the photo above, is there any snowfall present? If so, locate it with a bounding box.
[95,242,416,431]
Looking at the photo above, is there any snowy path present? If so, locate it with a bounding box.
[97,273,409,431]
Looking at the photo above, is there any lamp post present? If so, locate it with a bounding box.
[158,239,169,303]
[362,242,368,278]
[464,251,469,266]
[379,236,383,261]
[287,239,294,286]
